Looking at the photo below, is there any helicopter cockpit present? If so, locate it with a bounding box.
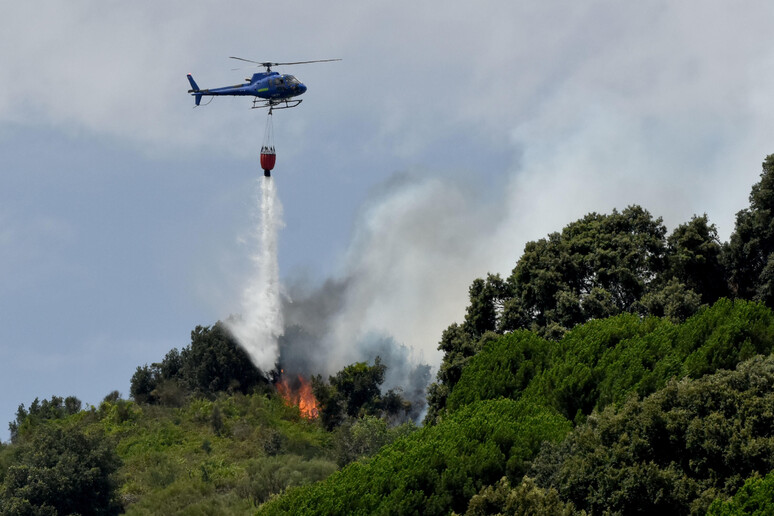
[271,75,301,88]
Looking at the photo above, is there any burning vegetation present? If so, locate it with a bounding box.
[275,371,319,419]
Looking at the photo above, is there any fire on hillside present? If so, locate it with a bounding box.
[275,370,319,419]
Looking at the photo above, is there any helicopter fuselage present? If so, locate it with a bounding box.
[187,71,307,108]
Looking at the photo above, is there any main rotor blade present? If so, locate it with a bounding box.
[273,59,342,66]
[229,57,341,67]
[229,56,276,68]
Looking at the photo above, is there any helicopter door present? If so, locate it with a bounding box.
[270,77,286,97]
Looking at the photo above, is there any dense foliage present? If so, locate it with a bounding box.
[259,398,571,515]
[8,394,82,443]
[446,299,774,422]
[426,154,774,423]
[1,424,121,515]
[532,355,774,515]
[130,322,270,405]
[312,358,412,430]
[708,471,774,515]
[465,476,582,516]
[0,391,343,514]
[264,300,774,515]
[726,154,774,301]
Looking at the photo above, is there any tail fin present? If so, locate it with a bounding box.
[187,74,200,91]
[187,74,202,106]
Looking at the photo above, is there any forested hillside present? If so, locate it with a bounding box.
[260,299,774,515]
[3,155,774,515]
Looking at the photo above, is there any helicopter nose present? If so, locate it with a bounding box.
[298,83,307,95]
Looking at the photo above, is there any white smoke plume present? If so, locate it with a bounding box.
[227,178,284,373]
[273,173,499,418]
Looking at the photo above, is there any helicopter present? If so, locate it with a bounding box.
[186,57,341,110]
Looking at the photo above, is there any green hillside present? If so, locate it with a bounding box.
[1,391,334,514]
[4,154,774,514]
[259,299,774,515]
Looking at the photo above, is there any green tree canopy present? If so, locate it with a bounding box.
[427,202,744,422]
[312,358,411,430]
[665,214,728,304]
[260,398,571,516]
[532,354,774,515]
[181,323,267,395]
[1,425,122,515]
[9,395,82,443]
[503,205,667,333]
[708,471,774,516]
[443,299,774,424]
[130,322,270,405]
[726,154,774,302]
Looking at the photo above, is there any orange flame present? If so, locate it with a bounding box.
[277,372,319,419]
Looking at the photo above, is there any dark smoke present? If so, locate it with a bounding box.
[277,276,432,421]
[277,277,350,377]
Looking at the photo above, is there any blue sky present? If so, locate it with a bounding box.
[2,1,774,439]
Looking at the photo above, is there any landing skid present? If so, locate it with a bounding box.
[252,98,303,110]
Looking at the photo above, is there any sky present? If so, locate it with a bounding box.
[2,1,774,439]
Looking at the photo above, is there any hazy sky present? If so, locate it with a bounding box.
[2,1,774,438]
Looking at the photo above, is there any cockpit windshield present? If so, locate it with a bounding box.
[285,75,300,85]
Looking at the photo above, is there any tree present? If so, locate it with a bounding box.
[726,154,774,302]
[312,358,412,429]
[426,166,773,425]
[465,477,582,516]
[640,277,702,322]
[130,323,272,405]
[463,274,509,339]
[665,214,728,304]
[708,471,774,515]
[180,323,267,396]
[330,358,386,418]
[425,328,498,424]
[9,395,82,443]
[504,206,667,334]
[445,331,552,413]
[260,399,571,516]
[428,207,669,424]
[159,348,182,379]
[130,364,158,404]
[311,374,344,430]
[532,354,774,515]
[1,425,122,515]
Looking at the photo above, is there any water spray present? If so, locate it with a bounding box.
[227,176,284,374]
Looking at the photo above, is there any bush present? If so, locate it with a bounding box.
[446,331,552,413]
[465,476,583,516]
[707,471,774,515]
[532,355,774,515]
[446,299,774,423]
[236,455,338,505]
[260,398,571,515]
[0,425,122,515]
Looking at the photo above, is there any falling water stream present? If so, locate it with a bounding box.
[227,177,284,373]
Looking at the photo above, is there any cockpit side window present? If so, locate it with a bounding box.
[285,75,300,85]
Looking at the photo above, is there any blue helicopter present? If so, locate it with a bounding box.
[187,57,341,110]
